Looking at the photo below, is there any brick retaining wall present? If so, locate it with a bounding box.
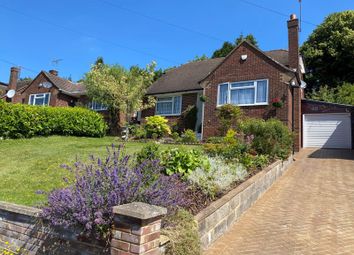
[0,202,169,255]
[0,202,107,254]
[195,155,294,249]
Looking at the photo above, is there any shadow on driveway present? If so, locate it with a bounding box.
[307,148,354,160]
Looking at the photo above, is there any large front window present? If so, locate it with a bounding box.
[29,93,50,106]
[218,80,268,106]
[155,95,182,115]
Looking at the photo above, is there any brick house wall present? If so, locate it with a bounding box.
[201,42,294,138]
[141,92,199,131]
[13,73,77,107]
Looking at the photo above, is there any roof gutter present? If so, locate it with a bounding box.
[58,89,87,98]
[146,88,203,96]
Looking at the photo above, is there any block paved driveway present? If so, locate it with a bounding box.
[205,148,354,255]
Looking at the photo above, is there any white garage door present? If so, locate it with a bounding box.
[303,113,352,149]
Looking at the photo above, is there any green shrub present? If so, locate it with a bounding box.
[162,209,201,255]
[130,124,147,139]
[206,136,224,144]
[203,134,248,161]
[180,129,198,143]
[0,101,107,138]
[241,118,293,159]
[188,157,247,198]
[136,142,160,164]
[161,148,208,177]
[181,105,198,131]
[223,129,238,144]
[171,132,181,142]
[252,154,270,168]
[145,115,171,138]
[216,104,243,135]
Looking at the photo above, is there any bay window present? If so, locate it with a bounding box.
[29,93,50,106]
[218,79,268,106]
[155,95,182,115]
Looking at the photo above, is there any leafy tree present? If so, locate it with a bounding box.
[84,62,156,134]
[212,42,235,58]
[19,77,33,82]
[235,34,258,47]
[94,56,104,66]
[309,82,354,105]
[212,34,258,58]
[189,54,209,62]
[301,11,354,91]
[153,68,165,82]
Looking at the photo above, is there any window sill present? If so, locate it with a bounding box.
[155,113,181,117]
[216,103,269,107]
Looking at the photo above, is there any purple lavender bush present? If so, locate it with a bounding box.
[41,145,191,240]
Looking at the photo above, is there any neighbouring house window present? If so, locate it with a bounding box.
[155,95,182,115]
[89,102,108,111]
[29,93,50,106]
[217,79,268,106]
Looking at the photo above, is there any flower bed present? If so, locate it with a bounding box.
[36,117,293,254]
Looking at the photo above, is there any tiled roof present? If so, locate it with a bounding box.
[147,58,224,95]
[264,49,289,67]
[0,82,7,91]
[43,71,86,94]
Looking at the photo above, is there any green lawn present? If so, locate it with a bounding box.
[0,136,198,206]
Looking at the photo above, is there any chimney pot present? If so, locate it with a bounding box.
[49,70,58,76]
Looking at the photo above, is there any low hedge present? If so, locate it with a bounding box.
[0,101,107,138]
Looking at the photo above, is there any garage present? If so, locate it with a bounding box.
[303,113,352,149]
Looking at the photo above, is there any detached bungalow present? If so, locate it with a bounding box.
[142,14,354,151]
[1,68,106,111]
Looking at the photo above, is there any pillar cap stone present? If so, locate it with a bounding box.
[113,202,167,220]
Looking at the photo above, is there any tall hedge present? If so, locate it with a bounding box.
[0,101,107,138]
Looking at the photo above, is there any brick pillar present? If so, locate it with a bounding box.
[111,202,167,255]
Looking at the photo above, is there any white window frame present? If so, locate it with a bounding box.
[89,101,108,111]
[217,79,269,107]
[155,95,182,116]
[28,93,51,106]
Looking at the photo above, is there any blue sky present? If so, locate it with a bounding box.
[0,0,352,82]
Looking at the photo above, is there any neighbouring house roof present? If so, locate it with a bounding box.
[18,71,87,98]
[146,58,224,95]
[17,80,32,90]
[42,71,86,96]
[0,82,7,92]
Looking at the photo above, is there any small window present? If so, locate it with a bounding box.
[217,80,268,106]
[156,95,182,115]
[28,93,50,106]
[89,102,108,111]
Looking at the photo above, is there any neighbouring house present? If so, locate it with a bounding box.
[0,68,107,111]
[142,14,354,151]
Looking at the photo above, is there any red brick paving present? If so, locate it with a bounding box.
[205,149,354,255]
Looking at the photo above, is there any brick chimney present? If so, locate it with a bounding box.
[49,70,58,76]
[8,67,20,91]
[287,14,299,70]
